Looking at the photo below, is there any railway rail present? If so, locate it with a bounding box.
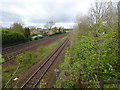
[19,38,69,89]
[1,34,67,64]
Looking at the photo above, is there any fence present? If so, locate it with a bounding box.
[79,79,120,89]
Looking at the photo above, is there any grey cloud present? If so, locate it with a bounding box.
[29,12,74,23]
[1,11,21,22]
[1,0,87,28]
[0,0,26,8]
[28,2,75,23]
[29,18,48,23]
[49,13,74,23]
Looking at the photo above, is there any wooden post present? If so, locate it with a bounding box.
[74,78,83,88]
[96,77,104,90]
[117,78,120,89]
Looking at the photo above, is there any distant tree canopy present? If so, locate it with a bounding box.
[10,22,24,34]
[2,22,31,45]
[29,26,36,30]
[2,29,25,44]
[44,21,55,30]
[53,26,58,30]
[24,27,30,39]
[10,22,30,39]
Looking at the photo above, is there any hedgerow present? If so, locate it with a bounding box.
[2,29,26,44]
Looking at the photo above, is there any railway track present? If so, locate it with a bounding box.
[20,38,69,89]
[2,34,67,55]
[1,34,67,64]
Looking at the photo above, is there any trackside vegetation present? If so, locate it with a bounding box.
[54,2,119,88]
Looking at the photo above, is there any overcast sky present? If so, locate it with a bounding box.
[0,0,106,28]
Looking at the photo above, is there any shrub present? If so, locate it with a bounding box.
[31,34,37,37]
[2,29,26,44]
[54,20,119,88]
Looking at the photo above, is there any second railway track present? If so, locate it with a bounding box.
[1,34,67,64]
[19,38,69,89]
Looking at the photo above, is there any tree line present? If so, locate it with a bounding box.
[2,22,30,45]
[1,21,69,45]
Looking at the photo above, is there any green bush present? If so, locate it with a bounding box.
[31,34,37,37]
[2,29,26,44]
[54,20,119,88]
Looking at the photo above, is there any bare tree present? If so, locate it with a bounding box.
[87,0,118,34]
[89,1,117,24]
[44,21,55,30]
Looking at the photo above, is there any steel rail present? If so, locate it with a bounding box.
[1,34,67,64]
[2,34,67,54]
[20,38,68,89]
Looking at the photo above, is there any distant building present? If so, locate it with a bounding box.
[30,29,37,34]
[47,29,55,35]
[30,28,44,34]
